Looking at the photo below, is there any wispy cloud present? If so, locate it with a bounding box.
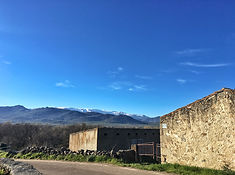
[109,81,131,90]
[176,48,206,56]
[117,67,123,71]
[55,80,75,88]
[176,79,187,84]
[109,81,147,92]
[0,56,11,65]
[190,70,200,74]
[135,75,153,80]
[109,82,122,90]
[2,60,11,65]
[131,85,147,91]
[180,62,230,68]
[108,67,124,78]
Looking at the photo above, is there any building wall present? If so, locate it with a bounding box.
[69,128,98,151]
[160,88,235,170]
[69,127,160,152]
[97,128,160,152]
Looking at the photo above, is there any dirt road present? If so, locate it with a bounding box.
[18,159,174,175]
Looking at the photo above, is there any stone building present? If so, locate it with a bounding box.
[69,127,160,152]
[160,88,235,170]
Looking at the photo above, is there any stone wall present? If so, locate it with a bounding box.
[69,128,98,151]
[160,88,235,170]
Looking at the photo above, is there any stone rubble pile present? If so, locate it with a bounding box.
[1,144,136,163]
[16,146,135,162]
[0,158,42,175]
[0,142,10,151]
[19,146,73,156]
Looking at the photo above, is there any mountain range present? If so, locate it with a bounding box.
[0,105,160,125]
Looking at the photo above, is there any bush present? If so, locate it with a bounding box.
[95,155,109,162]
[86,155,96,162]
[0,122,94,150]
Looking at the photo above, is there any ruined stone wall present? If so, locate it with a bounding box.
[160,88,235,170]
[97,128,160,152]
[69,128,98,151]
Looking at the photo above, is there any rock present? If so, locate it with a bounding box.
[0,143,7,148]
[116,149,135,163]
[6,151,17,158]
[0,158,42,175]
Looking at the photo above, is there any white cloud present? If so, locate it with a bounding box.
[128,88,134,91]
[55,80,75,88]
[176,49,205,56]
[2,60,11,65]
[135,75,153,80]
[190,70,200,74]
[180,62,230,68]
[0,56,11,65]
[109,81,131,90]
[109,81,147,92]
[108,67,124,78]
[117,67,123,71]
[109,83,122,90]
[133,85,147,91]
[176,79,187,84]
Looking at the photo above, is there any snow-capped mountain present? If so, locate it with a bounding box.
[58,107,160,123]
[60,107,143,117]
[0,105,146,125]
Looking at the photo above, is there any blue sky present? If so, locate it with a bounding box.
[0,0,234,117]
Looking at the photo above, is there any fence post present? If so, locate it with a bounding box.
[153,142,156,161]
[156,143,161,163]
[136,144,139,162]
[131,144,139,162]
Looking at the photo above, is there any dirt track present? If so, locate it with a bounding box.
[17,159,174,175]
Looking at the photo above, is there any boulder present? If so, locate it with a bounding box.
[0,158,42,175]
[116,149,135,163]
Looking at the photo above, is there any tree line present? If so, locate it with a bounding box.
[0,122,95,150]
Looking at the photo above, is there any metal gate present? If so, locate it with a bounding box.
[131,142,161,162]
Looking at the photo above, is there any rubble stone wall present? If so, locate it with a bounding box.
[160,88,235,170]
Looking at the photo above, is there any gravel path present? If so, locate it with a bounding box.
[17,159,175,175]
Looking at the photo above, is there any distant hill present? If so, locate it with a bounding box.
[61,107,160,124]
[0,105,151,125]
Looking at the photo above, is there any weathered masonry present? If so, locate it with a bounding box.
[69,127,160,152]
[160,88,235,170]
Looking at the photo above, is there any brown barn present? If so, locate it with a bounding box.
[69,127,160,152]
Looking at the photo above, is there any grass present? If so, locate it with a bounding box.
[0,152,9,175]
[0,152,7,158]
[0,169,4,175]
[0,151,234,175]
[124,163,235,175]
